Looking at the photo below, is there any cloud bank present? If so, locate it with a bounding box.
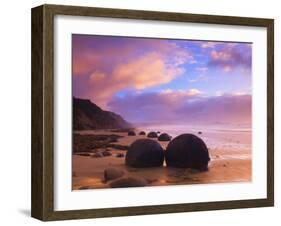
[108,90,251,124]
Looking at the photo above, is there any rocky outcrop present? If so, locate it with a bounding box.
[73,97,132,130]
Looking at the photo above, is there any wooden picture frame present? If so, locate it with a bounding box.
[31,4,274,221]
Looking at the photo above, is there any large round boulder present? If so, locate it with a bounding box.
[125,139,164,167]
[128,130,136,136]
[139,131,146,135]
[165,134,210,171]
[158,133,171,141]
[147,131,158,138]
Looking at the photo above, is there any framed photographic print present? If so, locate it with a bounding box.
[31,4,274,221]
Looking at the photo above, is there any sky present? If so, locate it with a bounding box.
[72,34,252,125]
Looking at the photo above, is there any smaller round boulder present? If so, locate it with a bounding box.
[147,131,158,138]
[128,130,136,136]
[158,133,171,141]
[139,131,146,135]
[198,131,202,135]
[126,139,164,167]
[104,168,125,182]
[165,134,210,171]
[109,177,147,188]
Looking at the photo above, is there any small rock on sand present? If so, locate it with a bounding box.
[116,153,124,158]
[158,133,171,141]
[109,177,148,188]
[128,130,136,136]
[102,150,112,157]
[91,152,103,158]
[146,178,158,184]
[104,168,125,182]
[76,153,91,157]
[78,186,90,190]
[147,131,158,138]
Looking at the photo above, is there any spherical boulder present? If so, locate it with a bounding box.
[109,176,147,188]
[128,130,136,136]
[158,133,171,141]
[139,131,146,135]
[165,134,210,171]
[126,139,164,167]
[147,131,158,138]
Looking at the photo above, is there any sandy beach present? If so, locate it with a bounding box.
[72,127,252,190]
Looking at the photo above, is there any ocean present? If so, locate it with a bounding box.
[139,123,252,160]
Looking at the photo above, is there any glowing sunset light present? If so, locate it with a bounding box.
[73,34,252,124]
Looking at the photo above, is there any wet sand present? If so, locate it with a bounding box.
[72,130,251,190]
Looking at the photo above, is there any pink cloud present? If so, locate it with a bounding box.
[72,35,192,108]
[208,43,252,72]
[88,52,185,108]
